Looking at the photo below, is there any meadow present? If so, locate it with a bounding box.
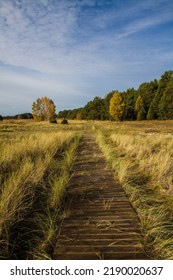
[0,119,173,259]
[95,120,173,259]
[0,119,84,259]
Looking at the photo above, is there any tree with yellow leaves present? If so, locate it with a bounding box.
[109,92,125,121]
[135,95,146,120]
[32,96,56,122]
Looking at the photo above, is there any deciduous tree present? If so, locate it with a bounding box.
[109,92,125,121]
[32,97,56,121]
[76,112,82,120]
[135,95,146,120]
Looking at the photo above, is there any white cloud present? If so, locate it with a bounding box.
[0,0,171,75]
[0,0,173,115]
[0,66,92,115]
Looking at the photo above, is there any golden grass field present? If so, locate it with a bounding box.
[0,119,83,259]
[95,120,173,259]
[0,119,173,259]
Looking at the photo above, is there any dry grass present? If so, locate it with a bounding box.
[95,120,173,259]
[2,119,173,259]
[109,130,173,194]
[0,119,84,259]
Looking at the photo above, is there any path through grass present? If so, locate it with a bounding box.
[53,133,149,260]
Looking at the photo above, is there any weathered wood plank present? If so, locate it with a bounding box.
[53,134,149,260]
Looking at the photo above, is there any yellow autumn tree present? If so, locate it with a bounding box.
[135,95,146,120]
[76,112,82,120]
[109,92,125,121]
[32,96,56,121]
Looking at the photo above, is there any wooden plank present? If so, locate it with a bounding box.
[53,134,149,260]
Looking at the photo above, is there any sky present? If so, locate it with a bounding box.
[0,0,173,115]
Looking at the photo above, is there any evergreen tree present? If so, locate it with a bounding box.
[137,80,158,119]
[147,103,155,120]
[159,78,173,119]
[123,88,137,120]
[150,71,173,119]
[82,97,106,120]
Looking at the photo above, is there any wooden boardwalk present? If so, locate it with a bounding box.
[53,134,149,260]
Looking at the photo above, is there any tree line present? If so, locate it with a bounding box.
[1,70,172,122]
[57,70,173,121]
[2,113,33,120]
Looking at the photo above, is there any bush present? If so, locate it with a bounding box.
[49,116,57,123]
[0,115,3,121]
[61,118,68,124]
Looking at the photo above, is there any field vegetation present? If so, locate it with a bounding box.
[95,120,173,259]
[0,119,84,259]
[1,118,173,259]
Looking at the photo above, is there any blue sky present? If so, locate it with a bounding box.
[0,0,173,115]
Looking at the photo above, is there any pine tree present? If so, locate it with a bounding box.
[151,71,173,119]
[147,103,156,120]
[123,88,137,120]
[159,79,173,119]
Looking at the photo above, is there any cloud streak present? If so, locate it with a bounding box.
[0,0,173,115]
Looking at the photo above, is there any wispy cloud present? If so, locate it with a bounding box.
[1,0,172,74]
[0,66,90,115]
[0,0,173,115]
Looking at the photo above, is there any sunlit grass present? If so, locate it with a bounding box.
[95,120,173,259]
[2,119,173,259]
[0,119,84,259]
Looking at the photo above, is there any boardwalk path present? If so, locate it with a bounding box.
[53,134,148,260]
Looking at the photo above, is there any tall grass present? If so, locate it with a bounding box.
[0,120,83,259]
[29,136,81,260]
[95,120,173,259]
[109,132,173,194]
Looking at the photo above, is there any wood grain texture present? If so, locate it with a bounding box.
[53,134,149,260]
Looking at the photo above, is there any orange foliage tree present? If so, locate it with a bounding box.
[32,97,56,121]
[76,112,82,120]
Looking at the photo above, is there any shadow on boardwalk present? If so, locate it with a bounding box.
[53,134,149,260]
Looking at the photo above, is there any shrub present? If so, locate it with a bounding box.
[61,119,68,124]
[49,116,57,123]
